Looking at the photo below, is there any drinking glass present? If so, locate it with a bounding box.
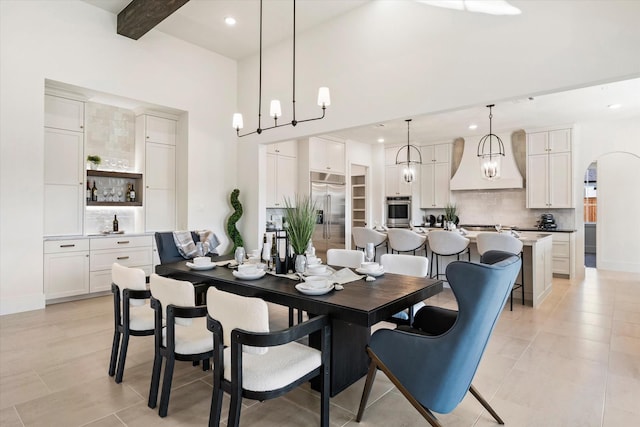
[495,224,502,233]
[365,243,375,263]
[234,247,246,265]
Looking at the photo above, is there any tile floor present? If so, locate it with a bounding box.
[1,268,639,426]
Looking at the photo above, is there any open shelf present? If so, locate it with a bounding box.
[86,170,143,207]
[87,201,142,207]
[87,170,142,179]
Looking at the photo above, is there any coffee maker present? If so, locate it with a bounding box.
[537,213,557,230]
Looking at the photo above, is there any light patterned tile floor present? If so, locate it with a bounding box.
[1,268,639,426]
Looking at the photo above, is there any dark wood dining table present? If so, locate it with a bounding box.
[156,258,443,396]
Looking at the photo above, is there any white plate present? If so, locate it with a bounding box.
[356,267,385,277]
[186,262,216,271]
[295,283,334,296]
[232,269,266,280]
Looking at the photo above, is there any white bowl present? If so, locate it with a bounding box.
[238,264,259,275]
[360,262,380,272]
[193,256,211,266]
[306,256,320,266]
[307,264,326,275]
[304,276,329,289]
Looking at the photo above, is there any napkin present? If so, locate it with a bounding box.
[331,268,365,285]
[214,260,236,267]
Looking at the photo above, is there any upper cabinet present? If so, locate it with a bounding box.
[526,128,573,208]
[420,143,451,208]
[45,95,85,132]
[385,165,413,197]
[267,140,297,157]
[44,95,85,236]
[266,140,298,208]
[309,137,345,174]
[144,115,177,145]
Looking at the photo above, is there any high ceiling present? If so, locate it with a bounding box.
[82,0,640,145]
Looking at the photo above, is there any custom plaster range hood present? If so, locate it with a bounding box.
[449,131,525,190]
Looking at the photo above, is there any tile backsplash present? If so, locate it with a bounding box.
[85,102,136,171]
[423,189,576,229]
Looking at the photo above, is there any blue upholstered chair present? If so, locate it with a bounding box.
[356,251,521,426]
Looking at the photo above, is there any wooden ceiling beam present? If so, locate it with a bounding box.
[117,0,190,40]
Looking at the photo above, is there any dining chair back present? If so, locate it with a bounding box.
[206,287,331,427]
[427,230,470,280]
[476,232,525,310]
[352,227,388,260]
[326,248,365,268]
[387,228,427,255]
[357,253,521,426]
[148,274,213,417]
[380,254,430,324]
[109,263,154,383]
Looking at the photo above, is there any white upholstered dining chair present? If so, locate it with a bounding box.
[327,248,365,268]
[427,230,470,281]
[380,254,430,324]
[352,227,388,260]
[387,228,427,256]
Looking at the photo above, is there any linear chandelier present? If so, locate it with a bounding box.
[477,104,505,180]
[232,0,330,137]
[396,119,422,183]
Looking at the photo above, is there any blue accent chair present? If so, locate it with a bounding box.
[356,251,521,426]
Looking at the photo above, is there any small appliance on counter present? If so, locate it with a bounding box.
[537,213,557,230]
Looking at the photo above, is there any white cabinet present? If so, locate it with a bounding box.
[420,143,451,208]
[139,114,177,231]
[309,137,345,174]
[266,140,298,207]
[89,235,153,293]
[44,96,85,236]
[44,239,90,300]
[385,165,413,197]
[551,232,575,278]
[526,129,573,208]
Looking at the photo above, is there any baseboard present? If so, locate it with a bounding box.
[0,293,46,316]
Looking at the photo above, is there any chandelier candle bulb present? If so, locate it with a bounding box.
[232,113,244,130]
[317,87,331,107]
[270,100,282,118]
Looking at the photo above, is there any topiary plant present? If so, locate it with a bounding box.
[226,188,244,252]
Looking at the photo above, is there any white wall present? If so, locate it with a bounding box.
[0,1,237,315]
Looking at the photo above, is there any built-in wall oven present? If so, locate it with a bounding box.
[386,196,411,228]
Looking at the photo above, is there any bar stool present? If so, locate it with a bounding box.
[387,228,427,256]
[427,230,470,281]
[476,232,524,310]
[352,227,388,261]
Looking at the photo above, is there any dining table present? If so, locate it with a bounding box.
[156,257,443,396]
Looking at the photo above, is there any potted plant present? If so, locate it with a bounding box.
[283,194,317,273]
[87,155,101,170]
[443,203,459,230]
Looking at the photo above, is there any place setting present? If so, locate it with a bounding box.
[186,256,216,271]
[231,247,267,280]
[295,276,334,296]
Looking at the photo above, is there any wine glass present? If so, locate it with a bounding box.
[234,247,246,266]
[494,224,502,233]
[109,188,116,202]
[117,188,123,202]
[102,188,109,202]
[365,243,375,263]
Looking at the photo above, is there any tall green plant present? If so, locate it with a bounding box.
[444,203,458,221]
[226,189,244,252]
[284,195,317,255]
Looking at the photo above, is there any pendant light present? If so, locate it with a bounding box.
[232,0,330,137]
[395,119,422,183]
[477,104,505,180]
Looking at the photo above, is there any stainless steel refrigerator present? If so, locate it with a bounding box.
[310,172,346,259]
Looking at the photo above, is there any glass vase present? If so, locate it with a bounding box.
[294,254,307,274]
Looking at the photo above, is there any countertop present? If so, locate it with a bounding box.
[44,232,155,241]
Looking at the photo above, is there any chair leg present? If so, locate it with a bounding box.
[469,384,504,425]
[288,307,294,327]
[158,356,175,417]
[227,385,242,427]
[202,357,210,371]
[520,262,525,305]
[363,348,442,426]
[148,353,162,408]
[298,309,303,324]
[356,357,378,422]
[209,387,224,427]
[108,330,121,377]
[114,332,130,383]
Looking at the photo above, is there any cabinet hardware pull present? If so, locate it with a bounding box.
[117,241,130,244]
[80,125,83,129]
[117,256,130,260]
[60,244,75,248]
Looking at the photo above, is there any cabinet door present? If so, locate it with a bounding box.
[420,145,435,163]
[44,95,84,132]
[549,151,573,208]
[420,163,435,208]
[432,162,450,208]
[385,165,400,197]
[277,155,298,206]
[309,138,328,172]
[146,143,175,189]
[266,153,278,207]
[44,128,84,236]
[325,140,345,173]
[527,154,549,208]
[433,144,451,164]
[548,129,571,153]
[145,116,176,145]
[145,188,176,231]
[44,251,90,299]
[385,147,400,166]
[527,132,548,156]
[269,140,297,157]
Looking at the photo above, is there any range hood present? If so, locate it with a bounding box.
[450,131,524,190]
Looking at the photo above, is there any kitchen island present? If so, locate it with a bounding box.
[414,228,553,308]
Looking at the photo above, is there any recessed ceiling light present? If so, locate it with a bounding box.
[377,138,385,143]
[468,124,478,130]
[608,103,621,109]
[224,16,237,26]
